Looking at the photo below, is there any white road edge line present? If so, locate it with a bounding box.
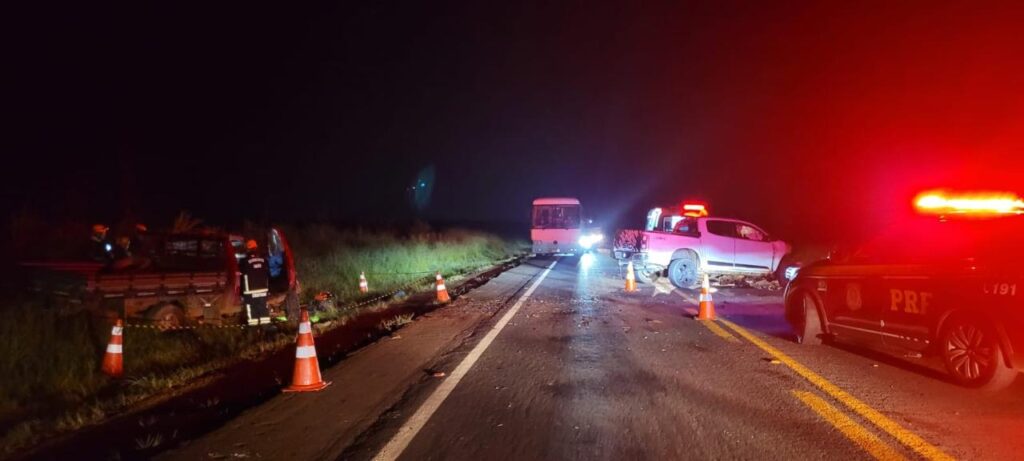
[372,259,559,461]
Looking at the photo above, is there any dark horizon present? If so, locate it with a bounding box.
[8,1,1024,244]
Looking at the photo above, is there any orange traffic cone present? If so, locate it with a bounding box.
[284,309,331,392]
[624,261,638,292]
[435,272,451,303]
[697,274,716,320]
[359,271,369,294]
[102,319,124,378]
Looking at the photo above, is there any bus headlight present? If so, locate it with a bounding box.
[579,233,604,249]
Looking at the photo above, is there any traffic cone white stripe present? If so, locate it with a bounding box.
[298,322,312,334]
[295,345,318,358]
[106,344,122,354]
[435,272,451,303]
[112,326,123,336]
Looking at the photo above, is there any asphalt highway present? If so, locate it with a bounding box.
[162,252,1024,461]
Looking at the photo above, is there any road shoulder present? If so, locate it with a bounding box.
[158,262,549,461]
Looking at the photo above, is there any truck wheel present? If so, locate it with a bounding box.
[668,254,700,289]
[635,267,658,284]
[794,292,823,345]
[939,316,1017,390]
[148,304,185,331]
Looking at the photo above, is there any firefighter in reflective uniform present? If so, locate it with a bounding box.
[240,239,271,325]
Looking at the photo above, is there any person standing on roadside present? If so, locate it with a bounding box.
[239,239,271,325]
[90,224,113,264]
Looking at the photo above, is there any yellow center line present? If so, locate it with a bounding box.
[792,390,908,461]
[701,318,741,342]
[669,287,739,342]
[720,319,954,461]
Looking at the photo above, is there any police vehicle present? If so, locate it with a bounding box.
[785,191,1024,389]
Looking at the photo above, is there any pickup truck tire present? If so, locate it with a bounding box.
[148,304,186,331]
[634,267,657,284]
[668,253,700,289]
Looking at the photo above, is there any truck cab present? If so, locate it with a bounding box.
[24,227,300,328]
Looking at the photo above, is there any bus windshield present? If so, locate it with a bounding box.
[533,205,582,229]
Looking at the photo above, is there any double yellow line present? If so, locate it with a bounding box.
[716,318,954,461]
[669,283,951,459]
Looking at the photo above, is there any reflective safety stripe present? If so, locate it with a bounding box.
[295,345,317,358]
[111,326,123,336]
[298,322,312,334]
[699,293,710,302]
[106,344,123,354]
[437,284,446,291]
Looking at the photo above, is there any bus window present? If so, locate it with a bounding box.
[532,205,581,229]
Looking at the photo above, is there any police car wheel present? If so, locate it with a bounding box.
[795,292,823,345]
[940,317,1016,390]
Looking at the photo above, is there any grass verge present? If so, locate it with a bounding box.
[0,226,526,457]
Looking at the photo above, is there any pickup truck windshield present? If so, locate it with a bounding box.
[533,205,581,229]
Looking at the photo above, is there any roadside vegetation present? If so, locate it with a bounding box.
[0,223,526,457]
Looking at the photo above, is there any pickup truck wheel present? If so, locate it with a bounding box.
[148,304,185,331]
[794,292,823,345]
[939,316,1017,390]
[668,255,700,289]
[635,267,658,284]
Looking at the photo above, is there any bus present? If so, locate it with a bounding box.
[531,197,597,255]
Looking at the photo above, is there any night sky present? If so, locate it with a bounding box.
[8,1,1024,242]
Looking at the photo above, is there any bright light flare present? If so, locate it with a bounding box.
[578,233,604,249]
[914,190,1024,216]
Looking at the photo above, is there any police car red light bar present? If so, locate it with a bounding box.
[914,190,1024,215]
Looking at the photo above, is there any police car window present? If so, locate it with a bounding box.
[705,220,739,238]
[854,220,973,264]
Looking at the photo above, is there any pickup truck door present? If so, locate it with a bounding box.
[701,219,737,270]
[733,223,774,271]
